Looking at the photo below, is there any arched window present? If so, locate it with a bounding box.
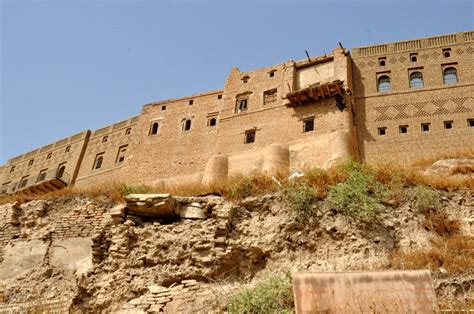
[56,165,65,178]
[150,122,159,135]
[409,71,424,88]
[377,75,391,92]
[183,119,192,131]
[443,67,458,85]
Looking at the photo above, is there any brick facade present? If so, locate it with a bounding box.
[1,31,473,192]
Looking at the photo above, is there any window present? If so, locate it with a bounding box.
[37,169,48,182]
[102,136,108,143]
[378,57,386,66]
[245,130,256,144]
[93,154,104,170]
[410,53,418,62]
[443,67,458,85]
[421,123,430,132]
[217,94,223,100]
[399,125,408,134]
[235,98,248,113]
[269,70,276,77]
[183,119,192,131]
[125,128,131,135]
[65,146,71,153]
[378,127,386,136]
[377,75,391,92]
[19,176,29,188]
[161,105,166,110]
[46,152,52,160]
[10,166,15,173]
[56,162,66,179]
[116,145,128,164]
[443,48,451,58]
[303,118,315,133]
[468,119,474,127]
[263,89,277,105]
[28,159,34,166]
[208,117,217,127]
[149,121,159,135]
[409,71,424,88]
[444,120,453,129]
[189,100,193,105]
[242,75,250,83]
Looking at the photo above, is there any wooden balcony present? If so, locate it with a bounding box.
[286,80,345,107]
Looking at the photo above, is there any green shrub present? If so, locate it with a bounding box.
[328,170,386,222]
[119,183,155,195]
[282,182,317,224]
[227,272,294,314]
[405,185,441,214]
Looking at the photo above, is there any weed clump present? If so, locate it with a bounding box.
[119,183,155,196]
[282,182,317,224]
[227,272,293,314]
[328,168,386,222]
[405,185,440,214]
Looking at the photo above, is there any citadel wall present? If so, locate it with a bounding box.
[1,30,473,194]
[352,31,474,163]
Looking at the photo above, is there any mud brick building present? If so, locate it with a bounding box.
[1,30,473,194]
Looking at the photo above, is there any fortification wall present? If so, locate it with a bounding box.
[74,116,139,187]
[121,90,224,186]
[352,31,474,162]
[0,131,90,193]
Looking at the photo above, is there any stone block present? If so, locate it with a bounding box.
[179,206,206,219]
[292,270,439,313]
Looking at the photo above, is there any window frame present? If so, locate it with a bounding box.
[115,145,128,164]
[92,153,104,170]
[377,74,391,92]
[303,117,315,133]
[443,66,459,85]
[409,70,424,89]
[244,129,256,144]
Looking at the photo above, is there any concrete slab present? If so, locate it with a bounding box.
[50,237,92,275]
[293,270,439,313]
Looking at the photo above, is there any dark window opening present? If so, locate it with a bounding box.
[242,76,250,83]
[37,169,48,182]
[421,123,430,132]
[102,136,108,143]
[56,164,66,178]
[245,130,256,144]
[65,146,71,153]
[150,122,159,135]
[410,53,418,62]
[235,98,248,113]
[378,57,386,66]
[116,145,128,164]
[303,119,315,133]
[125,128,131,135]
[189,100,193,105]
[399,125,408,134]
[183,119,192,131]
[444,121,453,129]
[443,48,451,58]
[19,176,29,188]
[46,152,52,160]
[269,70,276,77]
[468,119,474,127]
[161,105,166,110]
[10,166,15,173]
[208,118,217,127]
[28,159,34,166]
[93,155,103,170]
[378,127,386,136]
[218,94,223,99]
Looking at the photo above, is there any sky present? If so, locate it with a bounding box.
[1,0,473,164]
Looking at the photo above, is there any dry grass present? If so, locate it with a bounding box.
[390,235,474,276]
[411,149,474,168]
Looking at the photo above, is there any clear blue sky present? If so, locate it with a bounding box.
[1,0,473,164]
